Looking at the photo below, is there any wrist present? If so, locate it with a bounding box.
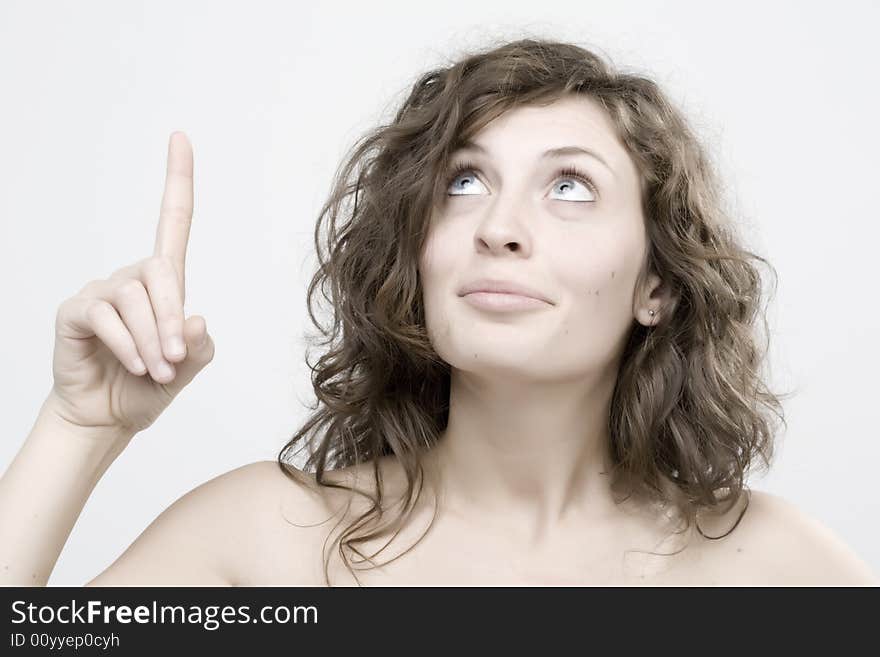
[38,393,137,452]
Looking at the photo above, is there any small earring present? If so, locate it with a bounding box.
[648,309,655,317]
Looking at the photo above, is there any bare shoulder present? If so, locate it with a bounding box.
[85,460,329,586]
[224,456,417,585]
[714,489,879,585]
[212,460,351,586]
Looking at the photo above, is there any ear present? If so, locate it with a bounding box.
[635,272,676,327]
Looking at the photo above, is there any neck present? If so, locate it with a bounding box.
[424,367,625,545]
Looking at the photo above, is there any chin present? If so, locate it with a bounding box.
[444,347,550,373]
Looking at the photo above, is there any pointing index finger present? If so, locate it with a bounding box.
[154,131,194,292]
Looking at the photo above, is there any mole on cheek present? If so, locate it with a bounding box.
[611,271,615,279]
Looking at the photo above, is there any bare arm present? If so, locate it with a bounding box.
[2,390,301,586]
[0,393,234,586]
[0,395,134,585]
[1,397,296,586]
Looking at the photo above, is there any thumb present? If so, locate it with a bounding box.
[161,315,214,395]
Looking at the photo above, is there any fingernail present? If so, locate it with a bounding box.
[168,337,185,357]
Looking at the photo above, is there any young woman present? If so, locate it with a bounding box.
[1,38,876,587]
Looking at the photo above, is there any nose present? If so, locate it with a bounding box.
[472,196,533,257]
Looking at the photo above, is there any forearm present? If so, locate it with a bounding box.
[0,395,135,585]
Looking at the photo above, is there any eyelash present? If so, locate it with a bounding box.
[444,160,599,198]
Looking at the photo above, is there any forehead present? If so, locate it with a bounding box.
[452,95,633,178]
[479,95,617,136]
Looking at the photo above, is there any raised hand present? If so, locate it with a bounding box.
[49,132,214,436]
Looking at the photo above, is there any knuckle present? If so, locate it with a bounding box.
[84,298,108,323]
[158,315,183,335]
[77,278,104,297]
[115,278,145,300]
[156,310,183,331]
[57,296,74,315]
[56,299,73,326]
[137,333,165,359]
[109,263,137,280]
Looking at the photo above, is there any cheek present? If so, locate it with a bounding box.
[554,233,635,303]
[547,232,643,372]
[420,215,447,263]
[419,222,461,293]
[418,231,455,342]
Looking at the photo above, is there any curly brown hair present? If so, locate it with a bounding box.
[277,36,791,586]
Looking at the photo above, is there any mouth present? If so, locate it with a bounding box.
[457,278,554,304]
[460,291,552,312]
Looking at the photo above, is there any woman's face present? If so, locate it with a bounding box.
[419,94,656,383]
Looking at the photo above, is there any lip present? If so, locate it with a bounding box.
[461,291,551,312]
[458,278,553,304]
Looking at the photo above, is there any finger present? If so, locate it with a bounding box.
[75,299,149,376]
[105,279,176,384]
[140,257,187,364]
[153,131,193,296]
[160,315,215,396]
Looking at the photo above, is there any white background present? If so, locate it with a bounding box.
[1,0,877,584]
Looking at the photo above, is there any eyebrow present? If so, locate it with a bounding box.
[454,140,615,178]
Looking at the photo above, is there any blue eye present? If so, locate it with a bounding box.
[445,161,483,195]
[444,161,598,201]
[552,167,598,201]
